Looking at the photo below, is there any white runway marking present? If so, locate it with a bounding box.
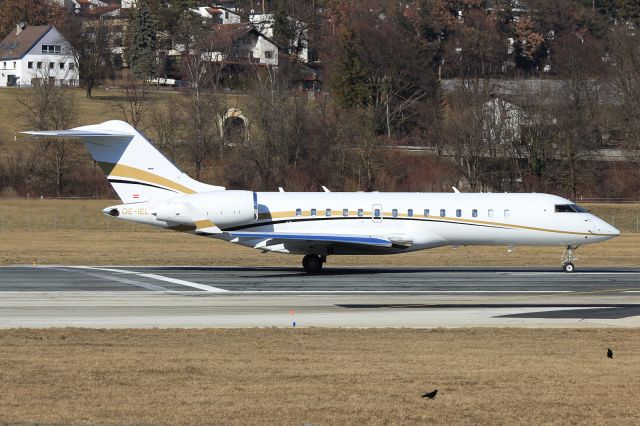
[66,266,229,293]
[507,272,640,276]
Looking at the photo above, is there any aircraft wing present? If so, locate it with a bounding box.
[227,231,395,247]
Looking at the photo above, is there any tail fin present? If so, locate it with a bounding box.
[21,120,224,203]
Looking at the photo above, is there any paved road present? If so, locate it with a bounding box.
[1,265,639,327]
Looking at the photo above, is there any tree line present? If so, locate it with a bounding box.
[0,0,639,199]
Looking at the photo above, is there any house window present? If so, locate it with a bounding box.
[59,62,65,69]
[488,209,494,218]
[456,209,462,217]
[49,62,54,69]
[325,208,331,217]
[225,11,229,19]
[472,209,478,218]
[440,209,446,217]
[28,62,33,69]
[41,44,61,54]
[311,208,317,216]
[37,62,42,69]
[504,209,511,218]
[264,50,273,59]
[295,208,301,216]
[392,209,398,217]
[408,209,413,217]
[342,208,348,217]
[357,209,363,217]
[69,63,75,70]
[424,209,430,217]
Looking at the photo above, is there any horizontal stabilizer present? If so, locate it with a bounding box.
[228,231,393,247]
[21,130,134,138]
[20,120,224,203]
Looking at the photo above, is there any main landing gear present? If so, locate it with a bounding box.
[561,245,579,273]
[302,254,325,273]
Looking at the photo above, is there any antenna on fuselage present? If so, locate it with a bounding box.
[278,187,285,192]
[322,186,331,192]
[452,187,461,193]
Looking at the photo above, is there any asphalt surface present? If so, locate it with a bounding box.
[1,265,640,327]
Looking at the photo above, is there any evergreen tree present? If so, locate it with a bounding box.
[331,30,371,109]
[273,0,297,55]
[126,1,158,80]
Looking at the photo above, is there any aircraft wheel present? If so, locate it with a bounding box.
[562,262,575,273]
[302,254,323,274]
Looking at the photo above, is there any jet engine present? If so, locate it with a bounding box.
[153,190,257,229]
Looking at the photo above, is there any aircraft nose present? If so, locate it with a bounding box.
[589,216,620,237]
[608,224,621,236]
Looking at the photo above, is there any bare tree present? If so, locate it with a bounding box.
[17,64,79,196]
[61,17,113,98]
[117,83,149,129]
[441,83,493,191]
[609,24,640,163]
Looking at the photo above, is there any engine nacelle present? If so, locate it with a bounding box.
[154,202,192,226]
[153,190,257,229]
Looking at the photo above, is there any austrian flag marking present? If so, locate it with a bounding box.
[133,194,139,199]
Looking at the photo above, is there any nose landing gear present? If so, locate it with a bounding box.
[302,254,325,273]
[561,245,579,273]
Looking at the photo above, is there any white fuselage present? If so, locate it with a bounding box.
[107,192,619,256]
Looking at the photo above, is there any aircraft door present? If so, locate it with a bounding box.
[372,204,383,223]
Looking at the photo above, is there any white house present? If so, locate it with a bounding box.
[0,24,79,87]
[203,23,278,67]
[249,13,308,63]
[191,6,241,24]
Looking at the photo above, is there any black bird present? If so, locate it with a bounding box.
[607,348,613,359]
[422,389,438,399]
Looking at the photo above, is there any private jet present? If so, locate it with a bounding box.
[22,120,620,273]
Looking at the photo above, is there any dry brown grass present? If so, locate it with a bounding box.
[0,199,638,267]
[0,328,638,425]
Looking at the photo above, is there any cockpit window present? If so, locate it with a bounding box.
[555,204,589,213]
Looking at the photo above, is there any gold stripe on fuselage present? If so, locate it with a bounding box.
[251,210,606,237]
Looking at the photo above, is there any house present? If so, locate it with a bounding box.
[0,24,79,87]
[202,23,278,66]
[249,13,309,63]
[191,6,241,25]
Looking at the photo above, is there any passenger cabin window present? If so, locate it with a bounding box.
[295,208,302,216]
[424,209,430,217]
[488,209,494,218]
[342,208,348,217]
[392,209,398,217]
[357,209,364,217]
[408,209,413,217]
[374,208,381,217]
[311,208,317,216]
[440,209,446,217]
[456,209,462,218]
[472,209,478,218]
[326,208,332,217]
[555,204,588,213]
[504,209,510,218]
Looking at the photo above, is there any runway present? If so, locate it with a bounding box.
[1,265,640,328]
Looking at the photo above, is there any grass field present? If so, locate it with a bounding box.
[0,328,638,425]
[0,199,638,267]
